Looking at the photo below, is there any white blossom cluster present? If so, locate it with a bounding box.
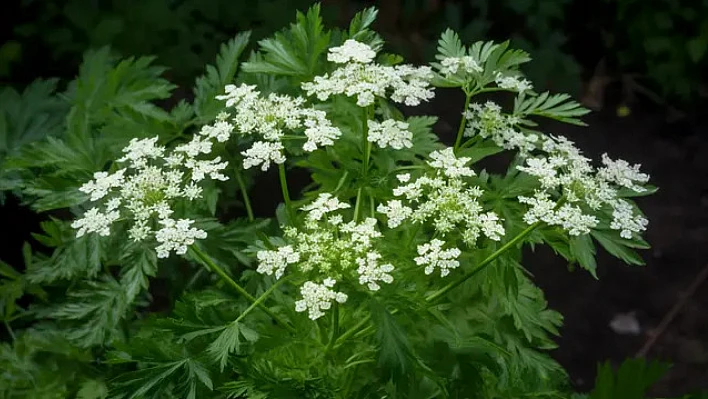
[368,119,413,150]
[494,72,533,93]
[216,84,342,171]
[516,136,650,238]
[437,56,483,76]
[295,279,348,320]
[414,239,462,277]
[301,40,435,107]
[72,119,232,257]
[464,101,538,155]
[255,194,395,320]
[378,148,505,252]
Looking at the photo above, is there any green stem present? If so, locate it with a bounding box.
[425,221,542,303]
[453,92,473,152]
[278,163,295,223]
[234,169,255,222]
[4,320,15,341]
[353,187,363,222]
[324,303,340,353]
[235,276,289,324]
[334,315,370,348]
[362,106,372,172]
[189,245,295,333]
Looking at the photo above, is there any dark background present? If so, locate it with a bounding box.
[1,0,707,395]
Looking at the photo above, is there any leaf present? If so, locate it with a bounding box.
[26,233,102,284]
[514,92,590,126]
[589,359,670,399]
[119,243,158,303]
[569,234,598,278]
[207,321,258,371]
[370,300,415,381]
[436,29,466,59]
[48,277,129,347]
[193,32,251,122]
[0,79,66,161]
[591,229,646,266]
[77,379,109,399]
[242,4,331,80]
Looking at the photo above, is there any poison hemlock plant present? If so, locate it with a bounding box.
[0,4,662,398]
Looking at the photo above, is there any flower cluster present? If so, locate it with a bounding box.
[464,101,538,154]
[302,40,435,107]
[494,72,533,93]
[216,84,342,171]
[367,119,413,150]
[414,239,462,277]
[378,148,505,250]
[437,56,483,76]
[295,279,348,320]
[516,136,650,238]
[72,120,231,257]
[256,194,395,319]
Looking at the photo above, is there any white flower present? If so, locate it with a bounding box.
[198,113,234,142]
[328,39,377,64]
[117,137,165,168]
[439,56,483,76]
[428,148,475,178]
[71,208,120,237]
[79,169,126,201]
[185,157,229,181]
[242,141,286,171]
[479,213,505,241]
[414,239,461,277]
[256,245,300,279]
[610,199,648,239]
[356,252,394,291]
[295,279,348,320]
[302,46,435,108]
[464,101,537,154]
[301,193,351,221]
[598,153,650,192]
[518,192,598,236]
[340,218,382,251]
[377,200,413,228]
[368,119,413,150]
[494,72,533,93]
[154,218,207,258]
[217,84,342,167]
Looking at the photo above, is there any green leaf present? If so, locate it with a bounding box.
[371,300,415,382]
[591,229,646,266]
[193,32,251,122]
[26,233,102,284]
[242,4,331,80]
[436,29,466,59]
[119,243,158,303]
[514,92,590,126]
[207,321,259,371]
[49,277,129,347]
[569,234,597,278]
[590,359,670,399]
[77,379,109,399]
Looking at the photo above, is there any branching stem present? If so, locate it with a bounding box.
[189,245,295,333]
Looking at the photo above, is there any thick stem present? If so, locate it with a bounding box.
[189,245,295,333]
[234,169,255,222]
[278,163,295,223]
[425,221,542,303]
[453,92,473,152]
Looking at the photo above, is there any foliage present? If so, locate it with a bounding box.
[0,4,698,399]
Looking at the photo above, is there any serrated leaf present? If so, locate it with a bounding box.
[119,243,158,303]
[591,230,646,266]
[569,234,597,278]
[242,4,331,80]
[207,321,242,371]
[436,29,466,59]
[590,359,670,399]
[26,233,102,284]
[514,92,590,125]
[193,32,251,122]
[371,300,415,382]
